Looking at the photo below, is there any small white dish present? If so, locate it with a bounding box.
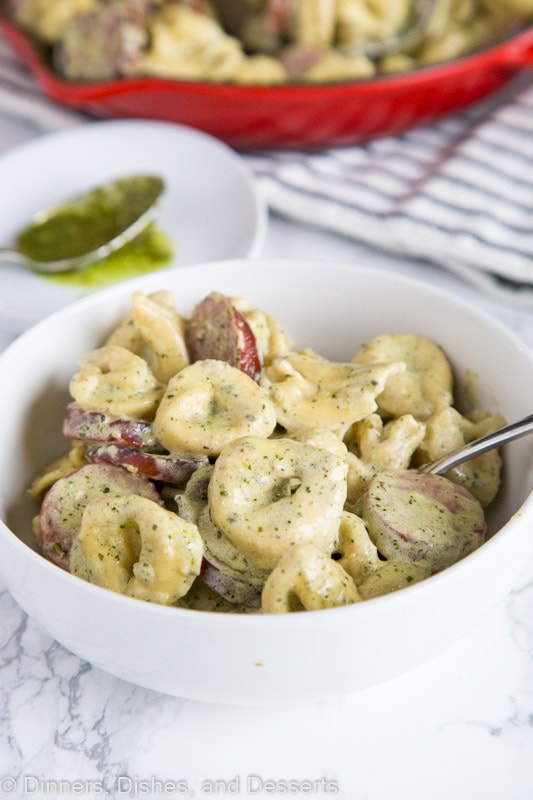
[0,119,266,333]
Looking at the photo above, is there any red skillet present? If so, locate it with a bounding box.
[1,14,532,150]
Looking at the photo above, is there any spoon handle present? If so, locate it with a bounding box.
[0,248,32,267]
[419,413,533,475]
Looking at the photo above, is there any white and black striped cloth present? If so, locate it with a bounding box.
[0,35,86,129]
[247,75,533,306]
[1,34,533,305]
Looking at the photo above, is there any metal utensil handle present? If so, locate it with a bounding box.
[0,248,33,267]
[420,413,533,475]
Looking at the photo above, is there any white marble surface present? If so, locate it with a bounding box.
[1,111,533,800]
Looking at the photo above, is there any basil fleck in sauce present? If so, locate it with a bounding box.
[15,175,174,288]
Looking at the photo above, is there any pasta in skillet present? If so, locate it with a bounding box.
[30,288,506,614]
[7,0,531,84]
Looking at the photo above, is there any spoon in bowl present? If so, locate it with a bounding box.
[0,174,164,274]
[419,412,533,475]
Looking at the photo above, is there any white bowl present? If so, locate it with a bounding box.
[1,259,532,705]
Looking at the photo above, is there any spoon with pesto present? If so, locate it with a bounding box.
[0,175,164,274]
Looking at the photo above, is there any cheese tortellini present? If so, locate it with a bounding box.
[209,436,348,571]
[71,495,204,605]
[31,287,505,615]
[107,289,190,384]
[153,359,277,457]
[69,345,164,418]
[261,543,361,613]
[352,333,453,420]
[261,349,406,435]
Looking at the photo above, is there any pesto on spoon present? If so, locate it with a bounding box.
[1,175,165,274]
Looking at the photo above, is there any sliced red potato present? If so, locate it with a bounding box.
[186,291,262,379]
[37,462,162,570]
[362,470,486,574]
[63,403,158,450]
[200,559,262,608]
[85,443,208,485]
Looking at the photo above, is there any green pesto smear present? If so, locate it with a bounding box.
[44,223,174,289]
[16,175,165,263]
[14,174,173,288]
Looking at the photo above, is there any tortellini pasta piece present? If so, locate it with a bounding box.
[292,0,337,47]
[135,5,244,81]
[209,436,348,572]
[11,0,97,43]
[346,413,426,471]
[261,348,405,435]
[336,0,411,44]
[261,543,360,613]
[71,495,204,605]
[69,345,164,418]
[302,50,375,82]
[290,426,349,459]
[353,333,453,420]
[345,451,377,511]
[333,511,381,585]
[416,0,509,65]
[177,464,269,585]
[153,359,277,457]
[357,562,431,600]
[196,504,269,586]
[107,290,175,352]
[342,410,431,507]
[175,464,214,529]
[231,55,288,85]
[106,290,189,384]
[28,443,87,501]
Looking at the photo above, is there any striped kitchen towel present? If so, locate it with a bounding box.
[0,35,86,130]
[1,33,533,305]
[246,75,533,306]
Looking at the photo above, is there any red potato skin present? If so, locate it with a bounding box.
[385,472,483,532]
[200,559,262,608]
[233,305,263,379]
[86,443,208,485]
[362,470,486,573]
[186,292,262,379]
[37,462,162,570]
[63,403,158,450]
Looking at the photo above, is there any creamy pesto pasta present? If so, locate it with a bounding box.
[6,0,532,85]
[30,288,505,614]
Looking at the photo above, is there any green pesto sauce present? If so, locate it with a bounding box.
[44,223,174,289]
[16,175,165,263]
